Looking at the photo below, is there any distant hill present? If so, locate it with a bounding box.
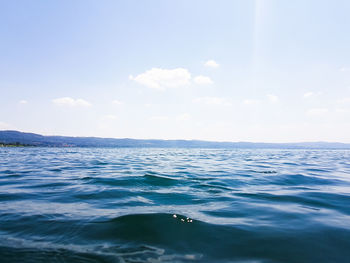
[1,130,350,149]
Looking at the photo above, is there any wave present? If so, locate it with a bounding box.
[2,212,350,262]
[2,148,350,262]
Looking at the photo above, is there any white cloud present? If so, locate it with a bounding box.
[53,97,91,107]
[243,99,259,105]
[130,68,191,90]
[193,96,231,106]
[204,60,219,68]
[303,92,314,98]
[193,75,213,85]
[267,94,279,103]
[176,113,191,121]
[149,116,169,121]
[19,100,28,104]
[112,100,123,105]
[303,91,323,99]
[306,108,329,116]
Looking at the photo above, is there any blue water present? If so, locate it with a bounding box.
[1,148,350,262]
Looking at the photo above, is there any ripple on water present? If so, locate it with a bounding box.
[1,148,350,262]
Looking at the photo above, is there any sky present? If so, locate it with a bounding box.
[1,0,350,142]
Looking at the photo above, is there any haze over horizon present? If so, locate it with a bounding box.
[1,0,350,143]
[2,129,350,145]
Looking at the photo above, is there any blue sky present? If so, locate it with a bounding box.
[1,0,350,142]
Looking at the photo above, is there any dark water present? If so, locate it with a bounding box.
[1,148,350,263]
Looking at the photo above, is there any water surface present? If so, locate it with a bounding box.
[1,148,350,262]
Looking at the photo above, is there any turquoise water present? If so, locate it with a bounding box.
[1,148,350,262]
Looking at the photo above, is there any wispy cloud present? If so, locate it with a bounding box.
[102,114,118,120]
[243,99,259,106]
[204,60,219,68]
[176,113,191,121]
[193,96,231,106]
[112,100,123,105]
[19,100,28,104]
[193,75,213,85]
[336,97,350,104]
[53,97,91,107]
[130,68,191,90]
[306,108,329,116]
[149,116,169,121]
[267,94,279,103]
[303,92,314,98]
[335,108,350,114]
[340,67,350,72]
[144,103,154,108]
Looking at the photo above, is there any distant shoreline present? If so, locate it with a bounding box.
[1,130,350,149]
[0,142,34,147]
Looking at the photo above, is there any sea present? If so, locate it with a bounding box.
[0,147,350,263]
